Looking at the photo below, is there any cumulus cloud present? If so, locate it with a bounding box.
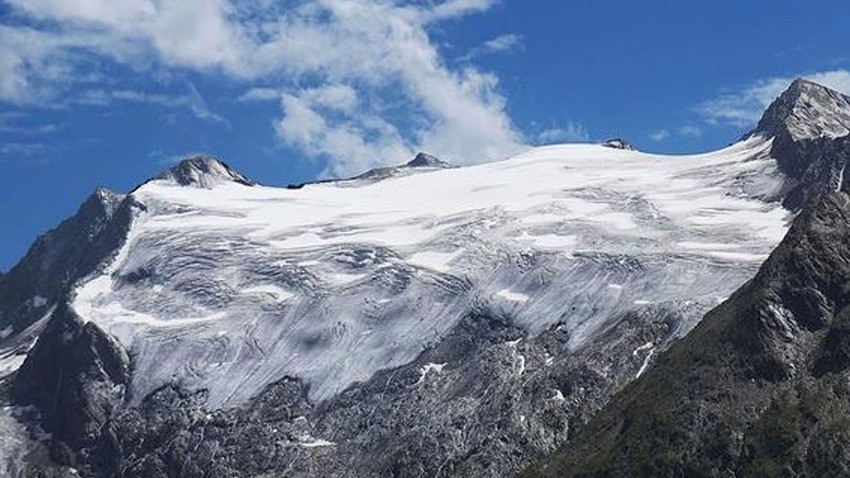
[696,69,850,127]
[276,92,413,177]
[0,0,527,176]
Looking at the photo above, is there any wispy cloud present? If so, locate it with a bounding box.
[650,129,670,142]
[651,125,702,142]
[238,87,282,103]
[696,69,850,127]
[462,34,523,60]
[76,83,226,124]
[678,125,702,137]
[535,123,590,144]
[0,0,526,176]
[0,112,63,135]
[0,142,50,156]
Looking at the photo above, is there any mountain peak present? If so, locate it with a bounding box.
[156,156,254,189]
[349,152,453,182]
[752,78,850,141]
[405,152,452,169]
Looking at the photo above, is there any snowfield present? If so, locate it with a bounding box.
[71,138,791,407]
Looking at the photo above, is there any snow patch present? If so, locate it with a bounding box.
[406,250,460,273]
[242,284,294,302]
[496,289,529,304]
[0,353,26,377]
[327,272,368,287]
[703,251,768,262]
[636,348,655,378]
[298,436,336,448]
[632,341,654,357]
[415,362,447,385]
[523,233,578,250]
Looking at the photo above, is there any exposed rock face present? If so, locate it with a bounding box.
[754,79,850,142]
[154,156,254,188]
[0,191,141,476]
[45,307,693,478]
[0,188,132,340]
[521,193,850,478]
[405,152,453,168]
[13,304,129,458]
[600,139,636,151]
[353,151,453,181]
[749,79,850,209]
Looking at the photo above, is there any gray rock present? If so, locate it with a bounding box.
[600,139,636,151]
[748,78,850,210]
[0,188,135,341]
[153,156,254,189]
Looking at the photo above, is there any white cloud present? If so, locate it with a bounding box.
[303,84,359,113]
[462,34,523,60]
[420,0,500,23]
[0,142,49,156]
[536,123,589,144]
[678,125,702,137]
[696,69,850,127]
[77,84,225,123]
[238,87,281,102]
[0,25,80,105]
[650,129,670,142]
[1,0,526,176]
[275,92,413,177]
[650,125,701,142]
[0,112,62,135]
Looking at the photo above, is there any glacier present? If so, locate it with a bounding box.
[66,137,792,408]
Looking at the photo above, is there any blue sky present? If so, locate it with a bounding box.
[1,0,849,270]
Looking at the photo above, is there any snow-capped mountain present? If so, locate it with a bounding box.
[2,79,849,477]
[72,136,787,408]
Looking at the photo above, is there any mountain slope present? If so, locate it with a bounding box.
[521,191,850,477]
